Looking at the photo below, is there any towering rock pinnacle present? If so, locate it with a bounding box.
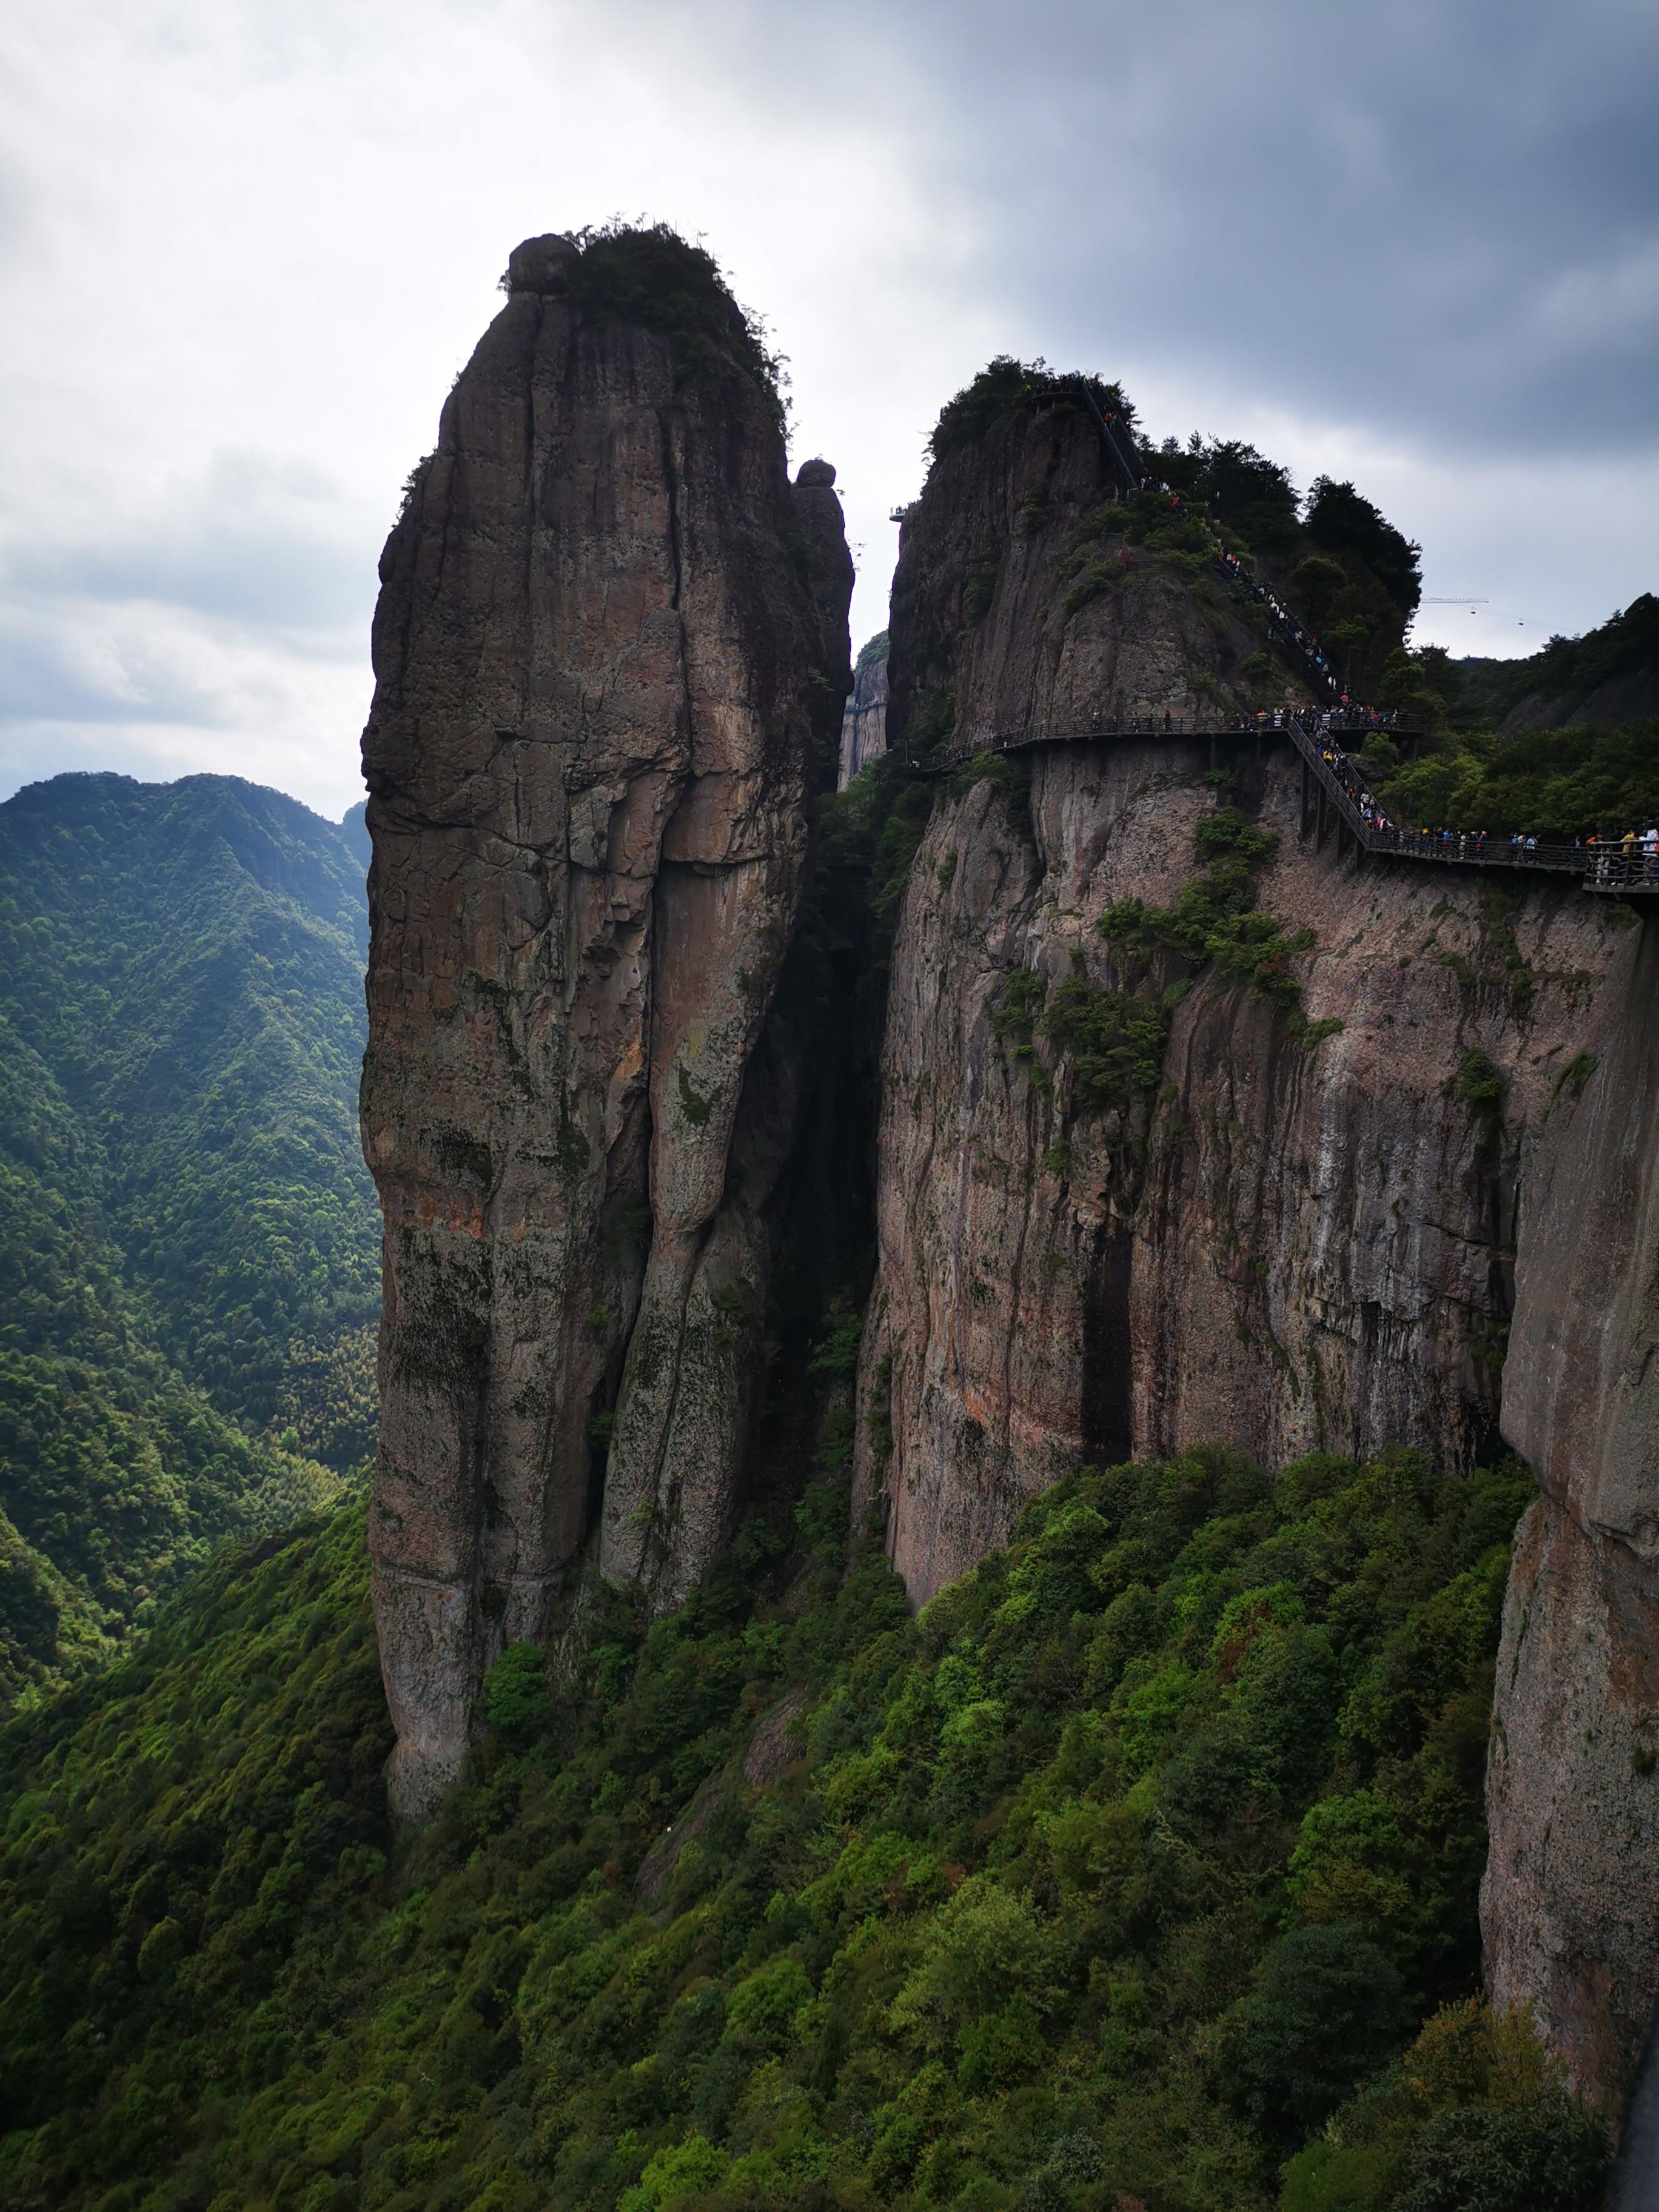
[360,229,851,1822]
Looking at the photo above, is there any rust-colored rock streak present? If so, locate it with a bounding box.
[361,236,850,1820]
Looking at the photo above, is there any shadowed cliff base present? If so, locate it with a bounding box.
[360,224,851,1824]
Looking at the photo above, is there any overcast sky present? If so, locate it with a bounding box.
[2,0,1656,820]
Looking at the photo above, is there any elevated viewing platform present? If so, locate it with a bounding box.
[899,708,1659,902]
[904,707,1426,777]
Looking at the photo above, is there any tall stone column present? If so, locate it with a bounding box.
[360,230,849,1822]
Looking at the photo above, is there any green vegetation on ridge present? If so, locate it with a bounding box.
[0,773,375,1694]
[0,1442,1607,2212]
[552,224,788,429]
[1375,713,1659,841]
[1453,594,1659,732]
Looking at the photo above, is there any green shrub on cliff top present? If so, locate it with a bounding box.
[928,356,1137,461]
[0,1438,1607,2212]
[563,223,786,421]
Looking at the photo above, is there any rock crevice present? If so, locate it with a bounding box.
[361,232,850,1821]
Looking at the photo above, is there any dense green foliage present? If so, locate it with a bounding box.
[0,1001,336,1696]
[1142,439,1421,695]
[1357,600,1659,834]
[990,959,1176,1127]
[1379,716,1659,839]
[0,1443,1607,2212]
[0,773,374,1692]
[928,358,1136,462]
[1300,479,1422,626]
[1101,806,1339,1052]
[1041,971,1174,1116]
[558,224,786,425]
[853,631,888,680]
[1454,594,1659,730]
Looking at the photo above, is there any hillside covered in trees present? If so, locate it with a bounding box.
[0,1441,1609,2211]
[0,773,377,1697]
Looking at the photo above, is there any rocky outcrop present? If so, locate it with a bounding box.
[839,634,888,786]
[853,399,1636,1611]
[360,231,850,1821]
[1484,920,1659,2099]
[851,388,1659,2097]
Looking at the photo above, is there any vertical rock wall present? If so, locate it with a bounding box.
[1484,922,1659,2097]
[854,387,1659,2094]
[360,233,850,1820]
[838,638,888,786]
[853,401,1634,1612]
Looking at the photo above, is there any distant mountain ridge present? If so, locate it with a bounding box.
[0,771,377,1697]
[1456,591,1659,733]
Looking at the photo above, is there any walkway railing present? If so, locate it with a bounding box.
[903,707,1658,902]
[909,709,1424,777]
[889,449,1654,900]
[1285,716,1659,896]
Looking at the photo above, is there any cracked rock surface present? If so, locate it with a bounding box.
[854,404,1629,1604]
[360,233,849,1822]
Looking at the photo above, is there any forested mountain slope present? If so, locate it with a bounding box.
[1455,594,1659,736]
[0,1449,1607,2211]
[0,773,377,1697]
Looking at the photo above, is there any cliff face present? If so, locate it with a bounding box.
[360,232,850,1820]
[852,393,1659,2099]
[853,403,1634,1610]
[1483,922,1659,2096]
[838,635,888,785]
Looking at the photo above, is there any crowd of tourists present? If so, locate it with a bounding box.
[1311,726,1659,880]
[927,511,1658,887]
[1131,474,1339,700]
[1214,548,1338,700]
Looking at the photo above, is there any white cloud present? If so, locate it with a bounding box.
[0,0,1655,815]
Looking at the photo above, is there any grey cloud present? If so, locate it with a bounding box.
[4,447,376,631]
[2,0,1653,817]
[0,621,222,732]
[933,0,1659,455]
[637,0,1659,459]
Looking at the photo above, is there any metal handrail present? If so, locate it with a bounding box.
[911,709,1425,777]
[1285,718,1659,893]
[884,472,1654,897]
[900,706,1658,900]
